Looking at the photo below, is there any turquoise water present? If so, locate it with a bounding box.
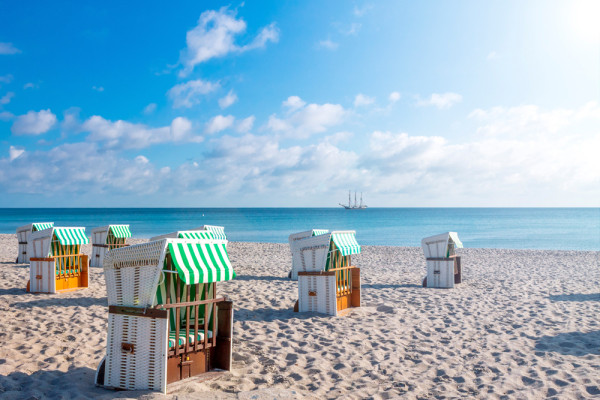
[0,208,598,250]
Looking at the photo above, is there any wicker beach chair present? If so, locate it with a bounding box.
[421,232,463,288]
[90,225,132,268]
[288,229,329,280]
[26,226,89,293]
[15,222,54,263]
[95,237,235,393]
[292,230,361,316]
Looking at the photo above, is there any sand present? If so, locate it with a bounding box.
[0,234,598,399]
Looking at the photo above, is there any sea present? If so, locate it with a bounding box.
[0,208,598,251]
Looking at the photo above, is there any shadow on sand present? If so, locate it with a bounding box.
[535,330,600,356]
[362,283,422,289]
[236,306,318,322]
[234,275,290,282]
[0,365,154,399]
[548,293,600,302]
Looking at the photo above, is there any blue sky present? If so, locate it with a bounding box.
[0,0,598,207]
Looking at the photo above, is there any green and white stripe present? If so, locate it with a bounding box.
[331,232,361,256]
[178,231,214,240]
[109,225,131,238]
[312,229,329,236]
[32,222,54,231]
[203,225,227,241]
[53,227,89,245]
[168,242,235,284]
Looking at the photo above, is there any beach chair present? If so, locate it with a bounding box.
[15,222,54,263]
[288,229,329,280]
[95,237,235,393]
[90,225,132,268]
[150,225,226,243]
[293,230,361,316]
[421,232,463,288]
[26,226,89,293]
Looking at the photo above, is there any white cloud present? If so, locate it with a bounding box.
[236,115,255,132]
[9,146,25,161]
[168,79,220,108]
[180,7,279,76]
[92,86,104,92]
[205,114,235,134]
[218,90,238,109]
[0,111,14,121]
[389,91,401,102]
[267,97,347,138]
[342,23,362,36]
[0,42,20,55]
[135,155,149,164]
[82,115,200,149]
[353,5,373,17]
[417,92,463,109]
[487,51,499,60]
[23,82,36,89]
[318,39,339,50]
[143,103,157,115]
[354,93,375,107]
[11,109,57,135]
[0,74,13,84]
[282,96,306,112]
[1,92,14,105]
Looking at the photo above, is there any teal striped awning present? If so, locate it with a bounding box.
[203,225,227,241]
[168,242,235,284]
[178,231,214,240]
[331,232,361,256]
[109,225,131,238]
[312,229,329,236]
[53,227,89,245]
[33,222,53,231]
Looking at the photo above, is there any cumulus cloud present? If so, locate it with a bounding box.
[0,42,20,55]
[354,93,375,107]
[1,92,14,105]
[389,91,401,102]
[417,92,462,109]
[267,97,347,138]
[168,79,220,108]
[218,90,238,109]
[9,146,25,161]
[143,103,157,115]
[11,109,57,135]
[205,114,235,134]
[180,7,279,76]
[236,115,255,132]
[82,115,200,149]
[318,39,339,50]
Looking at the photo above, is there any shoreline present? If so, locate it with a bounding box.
[0,234,598,399]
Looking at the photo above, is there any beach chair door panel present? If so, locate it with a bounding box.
[427,260,454,288]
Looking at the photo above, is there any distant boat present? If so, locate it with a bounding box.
[340,191,368,209]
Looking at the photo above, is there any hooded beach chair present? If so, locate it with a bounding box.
[95,237,235,393]
[150,225,226,243]
[288,229,329,280]
[292,230,361,316]
[90,225,132,268]
[421,232,463,288]
[27,226,89,293]
[15,222,54,263]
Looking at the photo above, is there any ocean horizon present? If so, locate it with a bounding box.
[1,207,598,251]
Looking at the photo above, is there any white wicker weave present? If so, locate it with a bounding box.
[298,274,337,316]
[104,313,168,392]
[289,233,331,280]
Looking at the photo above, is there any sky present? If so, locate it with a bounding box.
[0,0,599,207]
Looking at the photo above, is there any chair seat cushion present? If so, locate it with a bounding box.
[168,330,213,348]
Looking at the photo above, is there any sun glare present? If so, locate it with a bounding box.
[569,0,600,43]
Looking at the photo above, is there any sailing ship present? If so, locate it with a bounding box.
[339,191,368,209]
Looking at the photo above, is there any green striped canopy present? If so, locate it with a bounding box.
[203,225,227,241]
[109,225,131,238]
[312,229,329,236]
[178,231,214,240]
[168,242,235,284]
[331,232,361,256]
[53,227,89,245]
[33,222,53,231]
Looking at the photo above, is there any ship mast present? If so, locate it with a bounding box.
[354,192,357,208]
[360,192,363,207]
[348,190,351,207]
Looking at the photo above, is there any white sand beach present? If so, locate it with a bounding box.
[0,234,598,399]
